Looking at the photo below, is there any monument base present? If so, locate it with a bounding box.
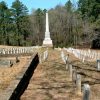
[43,39,53,47]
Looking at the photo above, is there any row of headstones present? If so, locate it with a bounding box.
[64,48,100,71]
[61,51,91,100]
[39,50,48,64]
[0,47,36,55]
[65,48,100,62]
[69,65,90,100]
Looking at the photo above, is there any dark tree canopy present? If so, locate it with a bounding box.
[0,0,99,49]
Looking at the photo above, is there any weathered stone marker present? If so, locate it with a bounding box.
[65,54,69,63]
[61,51,65,63]
[97,60,100,71]
[72,69,77,84]
[68,64,73,81]
[76,74,81,94]
[66,54,69,70]
[66,63,68,70]
[83,84,90,100]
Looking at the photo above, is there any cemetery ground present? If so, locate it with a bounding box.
[21,48,100,100]
[0,46,99,100]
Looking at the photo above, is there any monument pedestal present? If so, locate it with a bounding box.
[43,39,53,47]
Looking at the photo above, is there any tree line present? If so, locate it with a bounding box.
[0,0,100,48]
[0,0,32,46]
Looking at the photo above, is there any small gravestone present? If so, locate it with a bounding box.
[10,49,13,54]
[2,49,6,54]
[66,63,68,70]
[7,49,10,54]
[13,49,15,54]
[83,84,90,100]
[76,74,81,94]
[72,69,76,84]
[16,49,18,54]
[97,60,100,71]
[68,64,73,81]
[65,54,69,64]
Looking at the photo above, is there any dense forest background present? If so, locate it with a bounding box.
[0,0,100,48]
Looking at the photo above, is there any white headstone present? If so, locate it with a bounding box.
[83,84,90,100]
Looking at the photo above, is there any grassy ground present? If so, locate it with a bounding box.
[0,56,30,92]
[21,49,83,100]
[0,46,99,100]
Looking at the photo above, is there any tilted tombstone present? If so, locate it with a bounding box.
[83,84,90,100]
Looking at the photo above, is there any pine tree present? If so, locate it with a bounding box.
[11,0,30,46]
[0,1,8,44]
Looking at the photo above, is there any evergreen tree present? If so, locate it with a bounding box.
[78,0,100,21]
[11,0,31,46]
[65,0,73,12]
[34,8,45,45]
[0,1,8,44]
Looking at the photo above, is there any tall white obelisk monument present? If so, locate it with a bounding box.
[43,12,53,47]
